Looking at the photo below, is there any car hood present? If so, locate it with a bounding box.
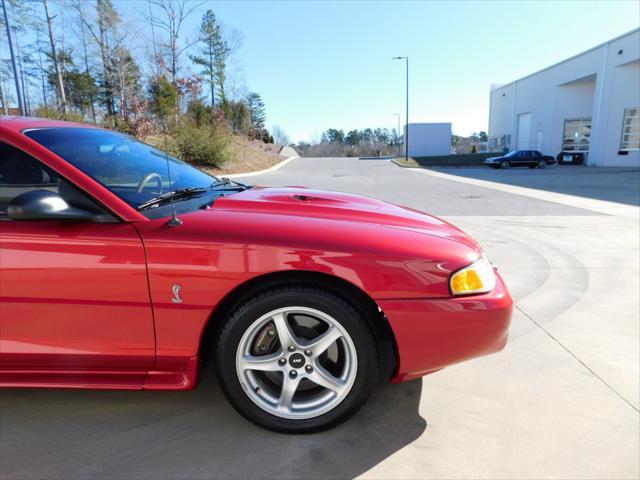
[213,186,480,249]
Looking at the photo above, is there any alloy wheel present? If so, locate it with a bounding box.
[235,306,357,420]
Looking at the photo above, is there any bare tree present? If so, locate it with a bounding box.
[81,0,121,117]
[218,25,242,104]
[13,26,29,114]
[0,66,7,114]
[70,0,96,121]
[43,0,67,113]
[1,0,24,114]
[8,0,47,116]
[148,0,202,86]
[271,125,290,146]
[0,41,11,113]
[111,43,141,121]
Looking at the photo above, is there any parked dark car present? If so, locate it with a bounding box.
[484,150,556,169]
[556,151,585,165]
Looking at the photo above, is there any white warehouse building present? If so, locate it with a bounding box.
[488,28,640,167]
[404,123,452,157]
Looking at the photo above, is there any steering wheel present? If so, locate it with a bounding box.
[137,172,164,195]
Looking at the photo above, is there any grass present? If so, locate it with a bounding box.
[205,136,286,176]
[392,156,421,167]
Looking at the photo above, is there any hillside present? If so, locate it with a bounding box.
[147,134,289,176]
[207,136,287,176]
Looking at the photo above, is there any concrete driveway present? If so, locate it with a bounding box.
[430,165,640,206]
[1,158,638,479]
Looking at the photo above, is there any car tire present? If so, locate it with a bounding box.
[500,160,510,169]
[537,159,547,169]
[215,287,378,433]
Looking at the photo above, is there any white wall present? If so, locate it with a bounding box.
[551,75,596,156]
[406,123,451,157]
[489,84,515,141]
[600,60,640,166]
[488,28,640,167]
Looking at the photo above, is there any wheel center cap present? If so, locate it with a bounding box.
[288,352,306,369]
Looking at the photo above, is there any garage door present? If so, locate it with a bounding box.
[517,113,532,150]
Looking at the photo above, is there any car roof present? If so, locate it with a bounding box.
[0,116,102,133]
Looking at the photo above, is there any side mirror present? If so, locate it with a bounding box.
[8,190,97,222]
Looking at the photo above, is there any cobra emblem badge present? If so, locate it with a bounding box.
[171,284,183,304]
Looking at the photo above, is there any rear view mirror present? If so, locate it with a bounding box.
[8,190,97,222]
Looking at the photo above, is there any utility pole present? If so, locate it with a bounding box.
[392,56,409,163]
[2,0,25,115]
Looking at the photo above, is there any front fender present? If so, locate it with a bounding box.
[134,207,478,375]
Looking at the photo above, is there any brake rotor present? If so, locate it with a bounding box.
[250,315,343,392]
[250,321,278,356]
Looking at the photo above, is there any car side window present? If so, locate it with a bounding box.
[0,141,60,216]
[533,151,541,157]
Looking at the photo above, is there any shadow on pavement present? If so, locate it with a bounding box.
[0,369,426,479]
[431,166,640,206]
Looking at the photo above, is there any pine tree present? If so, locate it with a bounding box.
[245,92,265,130]
[190,10,222,109]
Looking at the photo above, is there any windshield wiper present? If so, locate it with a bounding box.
[210,177,248,189]
[138,187,208,211]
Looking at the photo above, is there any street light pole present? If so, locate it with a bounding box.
[393,56,409,163]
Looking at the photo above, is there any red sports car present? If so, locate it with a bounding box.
[0,117,512,432]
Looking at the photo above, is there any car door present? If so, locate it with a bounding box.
[531,151,542,166]
[0,140,155,385]
[514,151,527,165]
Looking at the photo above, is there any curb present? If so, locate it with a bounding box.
[225,156,299,178]
[391,159,419,168]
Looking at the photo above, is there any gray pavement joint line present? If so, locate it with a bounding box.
[515,304,639,414]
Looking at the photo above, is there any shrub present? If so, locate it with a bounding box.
[172,121,231,167]
[102,99,155,140]
[187,100,210,127]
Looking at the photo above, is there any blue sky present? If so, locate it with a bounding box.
[130,1,640,142]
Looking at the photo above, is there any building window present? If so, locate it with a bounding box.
[620,108,640,151]
[562,118,591,152]
[488,134,511,152]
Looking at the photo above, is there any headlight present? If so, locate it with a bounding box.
[450,255,496,296]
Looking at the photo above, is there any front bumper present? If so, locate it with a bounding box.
[379,272,512,383]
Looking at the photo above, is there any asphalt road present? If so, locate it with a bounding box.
[431,165,640,206]
[1,159,638,479]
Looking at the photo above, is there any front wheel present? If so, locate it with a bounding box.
[216,287,378,433]
[500,160,510,169]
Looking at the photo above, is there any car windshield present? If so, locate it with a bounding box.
[505,151,518,157]
[24,127,219,209]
